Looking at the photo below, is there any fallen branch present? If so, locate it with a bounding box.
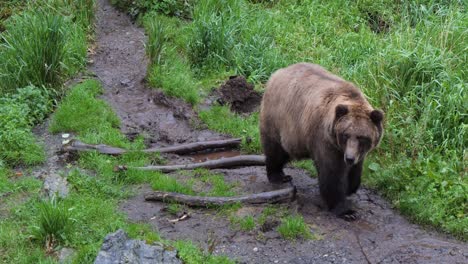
[131,155,265,172]
[145,138,242,155]
[62,138,242,155]
[145,185,296,206]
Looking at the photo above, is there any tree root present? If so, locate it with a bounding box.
[61,138,242,155]
[130,155,265,172]
[144,185,296,206]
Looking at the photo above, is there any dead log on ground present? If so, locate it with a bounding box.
[62,138,242,155]
[145,185,296,206]
[131,155,265,172]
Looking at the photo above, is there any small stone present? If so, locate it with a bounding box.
[274,260,279,263]
[62,133,70,139]
[120,79,131,86]
[43,173,69,199]
[62,139,71,145]
[253,247,259,252]
[58,247,75,264]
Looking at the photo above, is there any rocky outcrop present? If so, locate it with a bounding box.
[94,229,181,264]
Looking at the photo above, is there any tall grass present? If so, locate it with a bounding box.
[0,11,69,94]
[31,198,73,249]
[0,0,94,167]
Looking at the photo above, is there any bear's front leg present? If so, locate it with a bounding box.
[347,161,363,195]
[318,162,356,220]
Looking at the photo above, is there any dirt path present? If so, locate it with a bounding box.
[91,0,220,145]
[91,0,467,263]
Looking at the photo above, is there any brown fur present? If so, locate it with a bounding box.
[260,63,384,218]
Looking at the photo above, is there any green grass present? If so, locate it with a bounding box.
[151,172,196,194]
[0,0,94,167]
[144,14,200,105]
[0,86,51,165]
[49,79,131,148]
[174,240,234,264]
[0,8,86,94]
[277,215,313,240]
[232,215,255,231]
[198,169,238,197]
[199,105,260,153]
[0,0,24,32]
[31,198,73,249]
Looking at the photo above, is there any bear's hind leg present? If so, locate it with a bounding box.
[347,161,363,195]
[262,137,291,184]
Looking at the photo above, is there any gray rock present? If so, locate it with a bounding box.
[94,229,182,264]
[58,247,76,264]
[43,172,69,198]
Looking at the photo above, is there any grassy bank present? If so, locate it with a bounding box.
[1,79,235,263]
[0,0,95,166]
[116,0,467,239]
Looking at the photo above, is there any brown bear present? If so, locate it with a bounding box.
[260,63,384,218]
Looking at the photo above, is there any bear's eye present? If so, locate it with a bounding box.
[358,136,371,146]
[340,134,349,143]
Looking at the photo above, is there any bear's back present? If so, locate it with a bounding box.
[260,63,368,157]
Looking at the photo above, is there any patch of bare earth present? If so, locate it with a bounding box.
[82,0,468,263]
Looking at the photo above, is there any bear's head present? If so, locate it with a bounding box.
[334,104,384,166]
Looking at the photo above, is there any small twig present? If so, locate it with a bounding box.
[168,212,190,223]
[132,155,265,172]
[354,230,372,264]
[62,138,242,155]
[145,185,296,207]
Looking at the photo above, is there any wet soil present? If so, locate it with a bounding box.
[43,0,468,263]
[214,76,262,114]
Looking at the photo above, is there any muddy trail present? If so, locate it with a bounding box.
[84,0,468,263]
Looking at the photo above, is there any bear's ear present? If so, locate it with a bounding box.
[370,109,384,124]
[335,104,348,119]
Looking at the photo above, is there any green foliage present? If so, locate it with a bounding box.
[0,0,95,168]
[111,0,196,19]
[49,79,130,147]
[231,215,255,231]
[199,105,260,153]
[0,9,86,94]
[0,168,42,198]
[277,215,312,240]
[31,198,73,247]
[198,169,237,196]
[0,86,51,165]
[0,0,24,32]
[174,240,234,264]
[151,172,195,194]
[188,0,286,82]
[37,0,96,32]
[143,14,200,104]
[292,160,317,177]
[366,153,467,240]
[148,48,200,105]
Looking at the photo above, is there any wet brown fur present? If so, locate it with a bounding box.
[260,63,384,218]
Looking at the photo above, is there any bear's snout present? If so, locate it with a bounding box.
[345,156,355,166]
[344,139,360,166]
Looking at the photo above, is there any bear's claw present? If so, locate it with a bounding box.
[282,175,293,183]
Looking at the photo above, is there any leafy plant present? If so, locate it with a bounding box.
[31,198,73,251]
[277,215,312,240]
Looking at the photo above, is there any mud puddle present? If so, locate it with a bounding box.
[92,0,468,263]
